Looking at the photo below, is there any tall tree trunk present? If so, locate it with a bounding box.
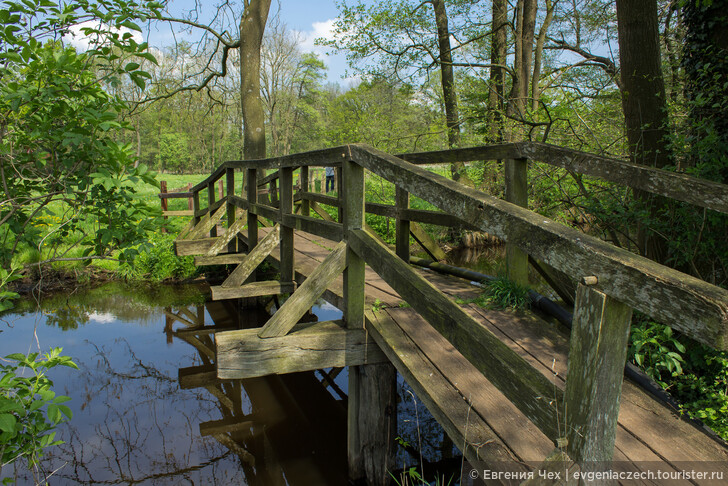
[240,0,272,160]
[488,0,508,143]
[431,0,473,186]
[616,0,671,262]
[507,0,537,121]
[532,0,555,111]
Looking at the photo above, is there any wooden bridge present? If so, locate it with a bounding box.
[173,142,728,485]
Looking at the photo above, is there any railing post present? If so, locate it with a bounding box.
[247,168,258,251]
[160,180,168,232]
[186,183,193,211]
[207,181,217,237]
[336,166,343,222]
[279,167,294,283]
[192,190,201,227]
[344,156,396,485]
[565,282,632,477]
[300,166,310,217]
[226,168,236,253]
[395,186,410,262]
[505,158,529,285]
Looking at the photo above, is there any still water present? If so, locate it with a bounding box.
[1,282,458,485]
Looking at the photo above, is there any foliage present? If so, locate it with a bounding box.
[628,320,686,387]
[0,348,77,479]
[120,233,197,282]
[0,266,21,313]
[0,0,162,272]
[628,318,728,439]
[481,277,531,310]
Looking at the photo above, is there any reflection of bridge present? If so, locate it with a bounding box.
[174,143,728,484]
[165,301,348,485]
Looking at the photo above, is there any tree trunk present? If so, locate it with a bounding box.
[616,0,671,262]
[431,0,473,186]
[532,0,555,111]
[488,0,508,143]
[240,0,272,160]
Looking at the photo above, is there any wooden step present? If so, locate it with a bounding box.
[174,237,219,256]
[194,253,248,266]
[211,281,297,301]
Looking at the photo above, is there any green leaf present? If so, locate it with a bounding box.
[124,61,140,71]
[0,413,17,432]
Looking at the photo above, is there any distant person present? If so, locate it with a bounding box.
[325,166,335,193]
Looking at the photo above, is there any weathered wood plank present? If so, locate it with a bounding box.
[194,253,248,266]
[247,202,280,223]
[280,166,295,283]
[518,142,728,215]
[310,200,336,222]
[348,229,563,441]
[226,167,237,254]
[258,241,348,338]
[212,281,297,300]
[281,214,343,242]
[178,364,218,389]
[505,158,529,285]
[221,224,281,288]
[212,432,255,466]
[398,143,522,165]
[199,416,255,437]
[174,237,219,256]
[206,216,247,256]
[187,205,228,240]
[162,210,194,217]
[395,186,410,261]
[410,222,447,261]
[216,320,388,379]
[565,284,633,467]
[365,310,529,474]
[351,144,728,349]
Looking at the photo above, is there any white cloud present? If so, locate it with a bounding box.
[87,312,116,324]
[299,19,335,56]
[64,20,143,52]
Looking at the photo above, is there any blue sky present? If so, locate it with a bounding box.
[143,0,355,85]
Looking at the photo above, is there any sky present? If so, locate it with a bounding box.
[142,0,356,85]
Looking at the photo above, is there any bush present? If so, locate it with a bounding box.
[121,234,197,282]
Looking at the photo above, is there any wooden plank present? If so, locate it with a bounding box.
[206,216,247,256]
[212,281,297,300]
[280,167,294,283]
[221,225,281,288]
[258,241,348,338]
[410,222,447,261]
[386,307,554,462]
[211,432,255,465]
[216,320,388,379]
[174,237,218,256]
[226,167,237,254]
[395,186,410,261]
[174,326,236,336]
[162,210,194,217]
[310,200,336,222]
[199,416,255,437]
[282,214,343,242]
[364,310,529,474]
[565,284,633,466]
[163,309,196,328]
[398,143,522,165]
[194,253,248,266]
[187,205,228,240]
[518,142,728,215]
[176,218,195,240]
[350,144,728,349]
[348,229,562,441]
[505,158,529,285]
[248,202,280,223]
[178,364,218,389]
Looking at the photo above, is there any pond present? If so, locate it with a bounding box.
[1,282,461,485]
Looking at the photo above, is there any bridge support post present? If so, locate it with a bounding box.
[280,167,294,283]
[226,168,236,253]
[247,168,258,252]
[505,158,529,285]
[300,166,310,217]
[207,181,218,238]
[344,157,396,486]
[395,186,410,262]
[565,283,632,476]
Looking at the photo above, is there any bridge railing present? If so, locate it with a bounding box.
[184,142,728,472]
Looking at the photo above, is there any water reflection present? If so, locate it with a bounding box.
[1,283,460,485]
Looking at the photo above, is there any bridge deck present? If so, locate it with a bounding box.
[241,228,727,481]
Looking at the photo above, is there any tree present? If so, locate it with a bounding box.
[616,0,672,262]
[0,0,160,277]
